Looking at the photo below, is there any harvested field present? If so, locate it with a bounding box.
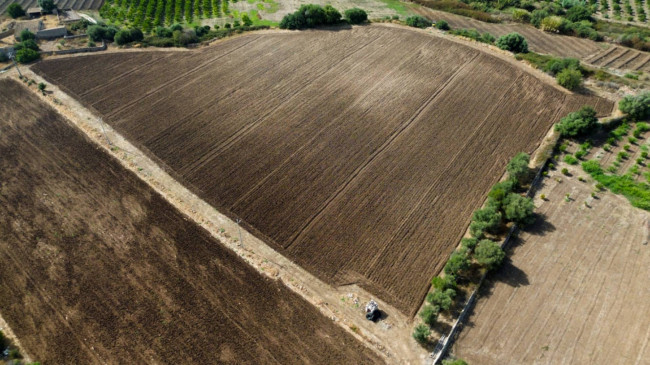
[0,0,103,14]
[0,78,382,364]
[33,24,614,315]
[452,162,650,364]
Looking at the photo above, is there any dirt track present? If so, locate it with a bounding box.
[33,24,614,316]
[0,78,382,364]
[452,161,650,364]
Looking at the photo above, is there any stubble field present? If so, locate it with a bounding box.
[0,78,382,364]
[452,161,650,364]
[34,25,614,315]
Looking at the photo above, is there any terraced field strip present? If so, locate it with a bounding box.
[586,46,650,71]
[0,78,383,365]
[0,0,103,14]
[452,160,650,365]
[34,24,613,316]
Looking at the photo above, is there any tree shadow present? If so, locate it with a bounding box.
[524,213,556,236]
[493,257,529,288]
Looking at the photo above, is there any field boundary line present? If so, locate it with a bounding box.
[287,51,480,249]
[12,69,427,364]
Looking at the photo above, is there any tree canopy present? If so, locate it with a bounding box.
[474,239,505,270]
[6,3,25,18]
[619,92,650,121]
[555,106,598,138]
[496,32,528,53]
[279,4,342,29]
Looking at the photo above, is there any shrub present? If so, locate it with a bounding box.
[279,4,341,29]
[38,0,56,13]
[170,23,183,31]
[405,15,432,28]
[15,48,39,63]
[512,8,531,23]
[481,32,495,43]
[531,9,549,27]
[419,304,440,325]
[155,26,173,38]
[619,92,650,121]
[555,106,598,138]
[115,28,144,45]
[565,5,593,22]
[564,155,578,165]
[38,82,46,91]
[496,33,528,53]
[545,57,581,76]
[413,324,430,344]
[474,239,505,270]
[344,8,367,24]
[444,249,470,276]
[6,3,25,18]
[173,29,198,45]
[435,20,450,30]
[442,359,469,365]
[14,39,38,51]
[504,193,535,226]
[87,25,118,42]
[488,180,516,210]
[541,16,566,32]
[556,68,582,90]
[242,13,253,26]
[426,288,456,311]
[19,29,35,41]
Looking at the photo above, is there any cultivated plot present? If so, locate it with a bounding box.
[452,166,650,364]
[34,25,614,315]
[0,78,382,364]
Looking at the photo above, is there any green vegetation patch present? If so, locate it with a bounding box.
[583,160,650,210]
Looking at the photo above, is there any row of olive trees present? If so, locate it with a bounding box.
[414,152,535,345]
[279,4,367,30]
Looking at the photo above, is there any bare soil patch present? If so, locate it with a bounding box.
[0,78,382,364]
[33,24,614,316]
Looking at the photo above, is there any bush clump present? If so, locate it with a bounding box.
[555,106,598,138]
[413,324,430,344]
[419,304,440,325]
[87,24,119,42]
[344,8,367,24]
[435,20,450,30]
[444,249,470,276]
[496,32,528,53]
[114,28,144,45]
[279,4,342,29]
[405,15,432,28]
[426,288,456,311]
[504,193,535,226]
[619,92,650,121]
[556,68,582,90]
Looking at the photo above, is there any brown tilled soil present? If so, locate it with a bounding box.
[33,24,614,316]
[0,78,383,365]
[451,160,650,364]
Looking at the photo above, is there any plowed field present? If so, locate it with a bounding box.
[0,78,382,364]
[452,161,650,364]
[33,25,614,315]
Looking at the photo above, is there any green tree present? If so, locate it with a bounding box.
[555,106,598,138]
[435,20,449,30]
[475,239,505,270]
[419,304,440,326]
[431,274,456,291]
[427,288,456,311]
[38,82,46,92]
[619,92,650,120]
[6,3,25,18]
[496,32,528,53]
[507,152,530,185]
[19,29,35,41]
[38,0,56,13]
[242,13,253,26]
[556,68,582,90]
[472,204,502,234]
[461,237,478,252]
[444,249,470,275]
[565,5,592,22]
[344,8,367,24]
[405,15,432,28]
[488,180,516,210]
[504,193,535,226]
[413,324,431,345]
[15,48,40,63]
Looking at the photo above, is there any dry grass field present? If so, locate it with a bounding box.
[34,25,614,315]
[0,78,382,364]
[452,161,650,364]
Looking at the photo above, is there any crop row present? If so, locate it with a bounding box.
[596,0,648,22]
[100,0,231,30]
